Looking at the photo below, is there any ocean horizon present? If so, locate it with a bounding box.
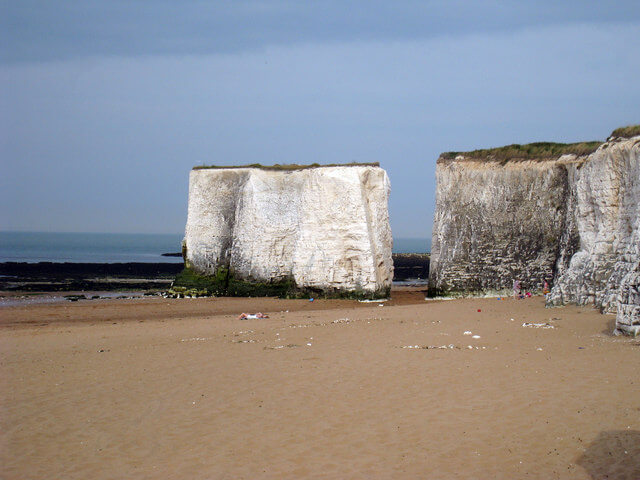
[0,231,430,263]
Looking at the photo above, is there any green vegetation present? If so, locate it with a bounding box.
[226,275,298,298]
[307,285,391,300]
[610,125,640,139]
[171,266,229,296]
[192,162,380,171]
[440,125,639,163]
[170,266,389,299]
[440,141,602,162]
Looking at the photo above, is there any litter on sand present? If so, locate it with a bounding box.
[358,299,389,303]
[264,344,301,350]
[522,322,555,329]
[399,344,487,350]
[462,331,481,339]
[238,312,269,320]
[401,344,458,350]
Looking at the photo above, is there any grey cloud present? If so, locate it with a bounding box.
[2,23,638,235]
[2,0,639,63]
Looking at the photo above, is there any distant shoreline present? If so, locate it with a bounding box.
[0,232,429,263]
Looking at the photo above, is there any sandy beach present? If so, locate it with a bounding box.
[1,289,638,479]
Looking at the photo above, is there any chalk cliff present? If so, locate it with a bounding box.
[547,137,640,312]
[429,128,639,334]
[183,164,393,297]
[429,156,579,295]
[614,227,640,336]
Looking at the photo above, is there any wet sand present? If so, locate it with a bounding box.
[1,290,639,479]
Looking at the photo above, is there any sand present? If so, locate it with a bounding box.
[1,289,639,479]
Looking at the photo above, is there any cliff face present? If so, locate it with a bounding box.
[183,165,393,296]
[614,227,640,336]
[547,138,640,314]
[429,156,582,294]
[429,133,639,334]
[546,136,640,335]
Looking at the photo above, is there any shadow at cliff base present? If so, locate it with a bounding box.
[601,317,618,336]
[577,430,640,479]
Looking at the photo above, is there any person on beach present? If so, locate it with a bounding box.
[513,280,521,299]
[542,280,550,295]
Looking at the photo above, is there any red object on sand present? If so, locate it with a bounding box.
[477,309,481,312]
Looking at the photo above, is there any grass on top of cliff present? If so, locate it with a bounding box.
[192,162,380,171]
[440,141,602,162]
[610,125,640,139]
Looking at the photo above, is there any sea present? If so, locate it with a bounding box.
[0,232,430,263]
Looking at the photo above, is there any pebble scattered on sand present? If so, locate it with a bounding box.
[522,322,555,329]
[399,344,487,350]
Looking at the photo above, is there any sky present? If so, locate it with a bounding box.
[1,1,639,239]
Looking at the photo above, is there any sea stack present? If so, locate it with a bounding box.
[182,163,393,298]
[429,126,639,334]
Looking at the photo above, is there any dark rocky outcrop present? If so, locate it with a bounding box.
[0,262,181,291]
[392,254,429,281]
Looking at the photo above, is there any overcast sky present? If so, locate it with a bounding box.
[1,1,639,238]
